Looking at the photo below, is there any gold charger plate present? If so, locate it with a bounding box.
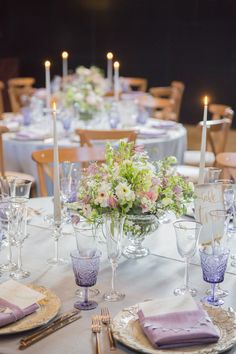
[0,285,61,335]
[112,304,236,354]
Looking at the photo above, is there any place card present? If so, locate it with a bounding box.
[194,183,224,244]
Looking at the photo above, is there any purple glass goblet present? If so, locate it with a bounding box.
[199,247,229,306]
[70,249,101,310]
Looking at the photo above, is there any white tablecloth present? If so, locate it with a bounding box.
[3,123,187,195]
[0,197,236,354]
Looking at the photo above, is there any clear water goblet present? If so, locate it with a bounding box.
[71,215,100,298]
[207,209,230,298]
[8,197,29,279]
[70,249,101,310]
[200,246,229,306]
[103,213,125,302]
[173,220,202,296]
[47,220,68,266]
[0,195,16,272]
[60,162,80,222]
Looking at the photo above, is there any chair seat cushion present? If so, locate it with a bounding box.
[184,151,215,167]
[176,165,199,184]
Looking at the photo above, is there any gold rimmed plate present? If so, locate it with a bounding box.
[0,285,61,335]
[112,303,236,354]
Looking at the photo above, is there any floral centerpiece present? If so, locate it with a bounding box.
[63,66,106,121]
[76,141,194,258]
[77,141,194,219]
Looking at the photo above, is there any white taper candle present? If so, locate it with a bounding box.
[114,61,120,101]
[52,101,61,223]
[45,60,51,110]
[107,52,113,91]
[198,96,208,184]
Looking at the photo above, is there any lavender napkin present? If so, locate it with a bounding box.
[0,298,39,327]
[0,280,45,328]
[138,294,219,349]
[15,129,50,140]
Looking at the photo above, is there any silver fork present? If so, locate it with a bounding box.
[101,307,116,351]
[91,315,101,354]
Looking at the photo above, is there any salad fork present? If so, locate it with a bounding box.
[91,316,101,354]
[101,307,116,350]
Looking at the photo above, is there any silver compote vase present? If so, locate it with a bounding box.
[123,214,159,259]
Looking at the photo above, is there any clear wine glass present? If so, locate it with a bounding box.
[200,246,229,306]
[103,213,125,302]
[70,249,101,310]
[9,197,30,279]
[71,215,100,298]
[0,194,16,273]
[173,220,202,296]
[207,167,222,183]
[9,178,32,198]
[60,162,80,223]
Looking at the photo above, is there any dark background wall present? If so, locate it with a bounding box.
[0,0,236,126]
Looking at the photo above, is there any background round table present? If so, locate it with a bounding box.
[3,123,187,195]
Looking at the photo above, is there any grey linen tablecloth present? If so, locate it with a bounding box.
[0,197,236,354]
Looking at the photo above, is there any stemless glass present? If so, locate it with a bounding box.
[200,246,229,306]
[8,197,29,279]
[70,249,101,310]
[103,213,125,302]
[71,215,100,298]
[173,220,202,296]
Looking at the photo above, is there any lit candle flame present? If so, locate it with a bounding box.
[45,60,51,68]
[107,52,113,60]
[204,96,208,106]
[114,61,119,69]
[52,101,56,111]
[62,51,68,59]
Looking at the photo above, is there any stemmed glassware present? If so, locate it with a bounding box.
[103,213,125,302]
[200,246,229,306]
[173,220,202,296]
[0,195,16,273]
[71,215,100,298]
[8,197,30,279]
[60,162,80,223]
[70,249,101,310]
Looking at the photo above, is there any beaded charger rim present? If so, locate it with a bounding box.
[112,303,236,354]
[0,285,61,334]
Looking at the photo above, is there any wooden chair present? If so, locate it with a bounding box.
[32,146,105,196]
[209,104,234,121]
[75,129,137,147]
[216,152,236,181]
[184,118,232,167]
[149,81,185,121]
[121,77,147,92]
[0,125,36,194]
[0,81,4,118]
[8,77,35,113]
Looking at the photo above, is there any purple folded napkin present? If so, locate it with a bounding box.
[138,294,219,349]
[0,298,39,327]
[0,280,45,328]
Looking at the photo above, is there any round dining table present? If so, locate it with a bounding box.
[2,119,187,196]
[0,197,236,354]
